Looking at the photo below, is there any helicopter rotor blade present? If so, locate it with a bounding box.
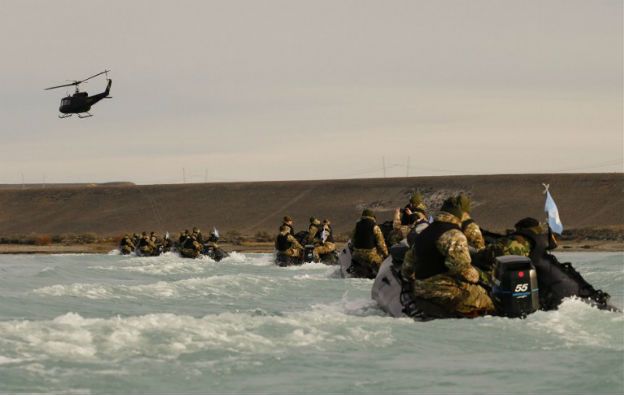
[44,70,109,90]
[78,70,110,84]
[44,81,80,90]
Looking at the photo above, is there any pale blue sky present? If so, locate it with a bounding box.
[0,0,622,184]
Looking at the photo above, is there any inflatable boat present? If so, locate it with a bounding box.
[371,244,618,320]
[275,244,339,267]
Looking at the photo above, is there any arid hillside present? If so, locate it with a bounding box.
[0,173,621,237]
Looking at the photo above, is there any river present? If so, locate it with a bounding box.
[0,251,622,394]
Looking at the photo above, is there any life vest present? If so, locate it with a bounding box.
[275,233,292,252]
[412,221,460,279]
[353,218,377,249]
[182,237,199,250]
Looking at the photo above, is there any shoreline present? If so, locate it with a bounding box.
[0,240,622,255]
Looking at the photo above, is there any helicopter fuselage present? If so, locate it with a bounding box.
[58,79,112,114]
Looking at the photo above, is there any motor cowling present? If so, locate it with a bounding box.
[491,255,539,317]
[303,245,315,263]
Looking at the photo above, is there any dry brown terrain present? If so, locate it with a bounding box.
[0,174,622,249]
[1,239,622,254]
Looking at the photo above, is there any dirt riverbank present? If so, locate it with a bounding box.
[0,239,621,255]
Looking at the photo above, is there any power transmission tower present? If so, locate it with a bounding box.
[382,157,386,178]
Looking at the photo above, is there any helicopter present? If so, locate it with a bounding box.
[44,70,112,118]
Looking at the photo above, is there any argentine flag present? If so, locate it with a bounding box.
[544,185,563,235]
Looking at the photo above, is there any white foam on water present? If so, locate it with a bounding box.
[33,283,118,299]
[32,274,282,300]
[477,297,624,351]
[0,355,27,365]
[0,309,397,365]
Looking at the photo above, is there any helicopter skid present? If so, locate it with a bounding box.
[77,112,93,118]
[58,113,72,119]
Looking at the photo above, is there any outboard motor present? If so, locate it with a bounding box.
[303,245,316,263]
[491,255,539,317]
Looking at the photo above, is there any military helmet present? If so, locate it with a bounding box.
[457,193,471,213]
[514,217,541,233]
[361,208,375,218]
[192,227,199,233]
[283,215,293,222]
[410,192,424,206]
[440,196,463,219]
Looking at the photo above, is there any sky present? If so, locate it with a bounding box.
[0,0,622,184]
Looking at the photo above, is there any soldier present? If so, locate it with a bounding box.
[180,233,203,258]
[457,193,486,251]
[306,217,321,245]
[482,217,558,271]
[178,229,189,245]
[390,193,430,247]
[479,217,613,311]
[401,196,494,317]
[137,231,156,256]
[192,227,204,243]
[131,233,141,247]
[281,216,295,236]
[313,219,336,259]
[275,225,304,259]
[401,192,428,226]
[351,209,389,277]
[118,234,135,255]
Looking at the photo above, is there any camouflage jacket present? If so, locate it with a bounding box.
[279,232,303,251]
[307,225,320,245]
[402,211,478,283]
[461,213,485,251]
[483,234,531,266]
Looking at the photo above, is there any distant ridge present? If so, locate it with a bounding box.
[0,182,135,190]
[0,174,621,236]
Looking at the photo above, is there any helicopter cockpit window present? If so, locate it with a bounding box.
[61,98,71,106]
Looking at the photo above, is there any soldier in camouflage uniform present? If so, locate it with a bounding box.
[281,216,295,236]
[388,193,429,247]
[137,231,157,256]
[180,233,203,258]
[401,197,494,317]
[119,234,136,255]
[306,217,321,245]
[178,230,189,245]
[313,219,336,257]
[351,209,389,275]
[192,227,204,244]
[457,194,486,251]
[275,225,304,258]
[482,217,557,269]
